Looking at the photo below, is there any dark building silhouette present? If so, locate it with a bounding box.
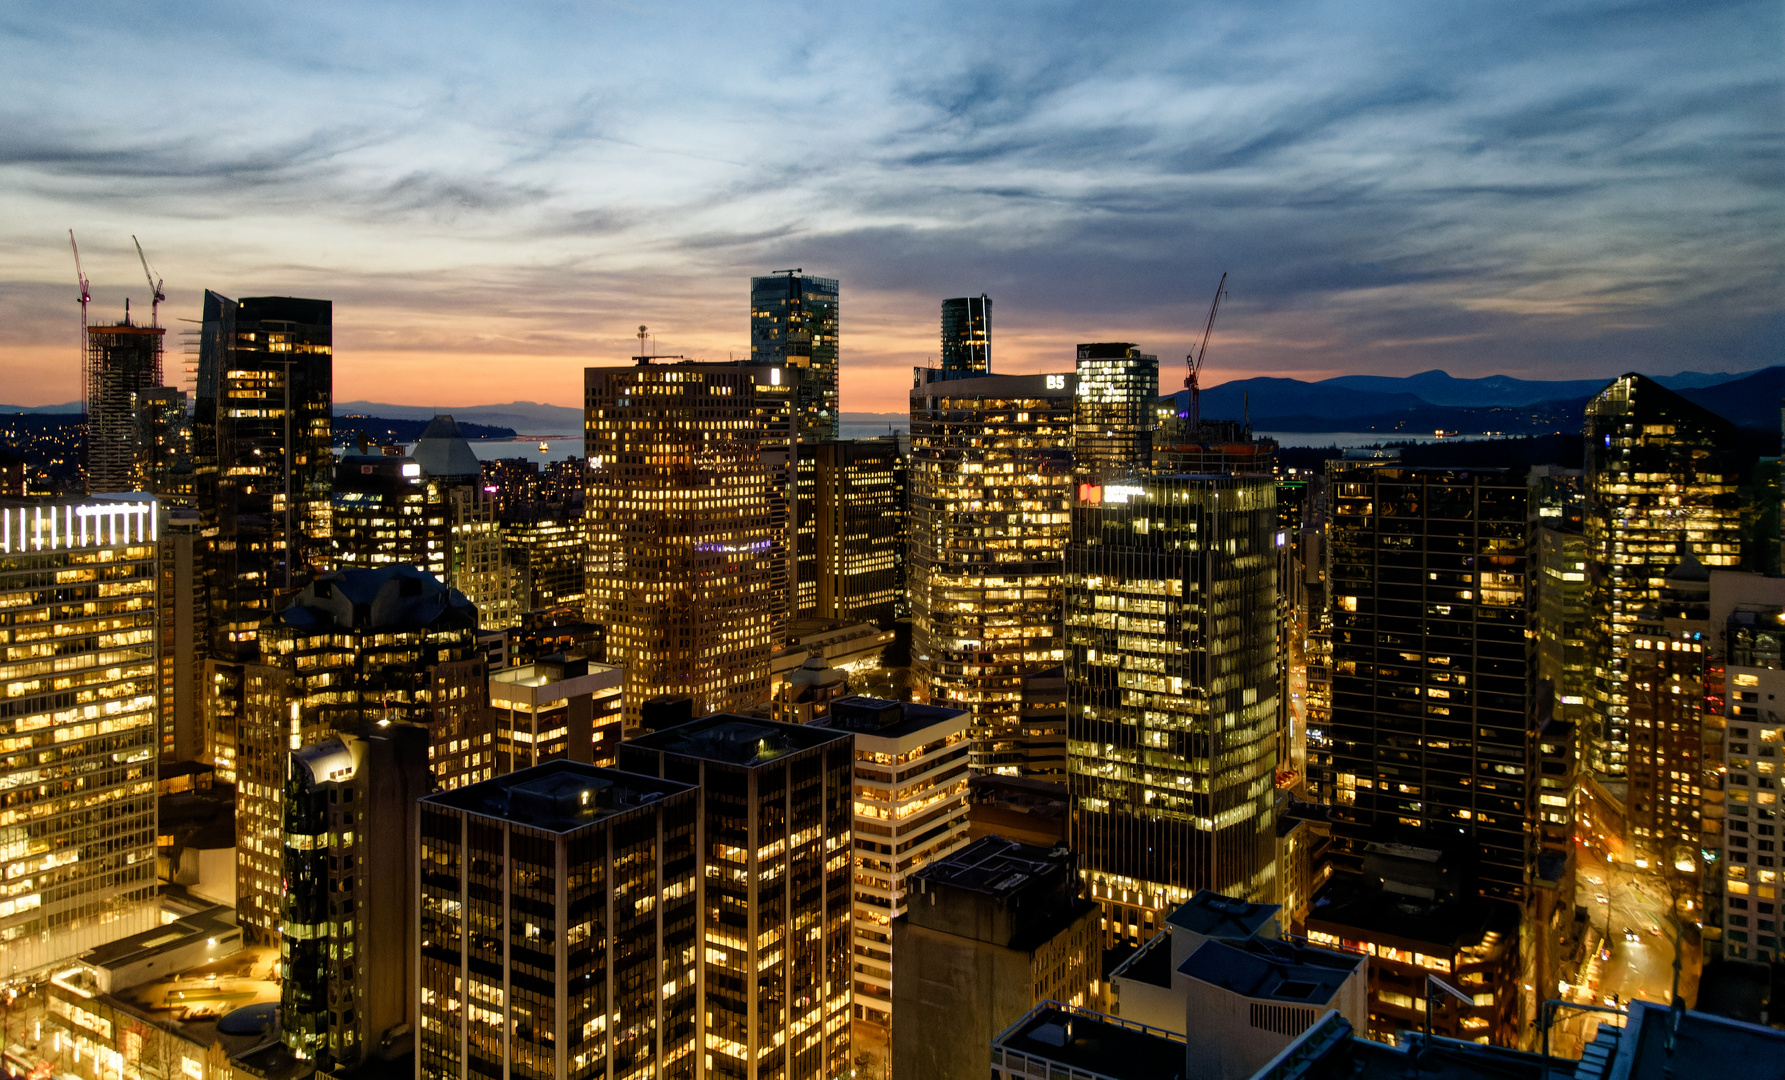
[939,295,992,379]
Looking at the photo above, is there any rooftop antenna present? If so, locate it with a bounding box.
[132,235,165,328]
[773,268,802,276]
[636,325,649,364]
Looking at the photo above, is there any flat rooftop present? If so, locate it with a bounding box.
[994,1004,1186,1080]
[826,695,967,739]
[80,903,240,972]
[1178,937,1361,1007]
[626,712,849,766]
[1614,999,1785,1080]
[1166,889,1281,940]
[1306,879,1512,953]
[910,834,1069,898]
[422,760,693,832]
[1110,931,1173,988]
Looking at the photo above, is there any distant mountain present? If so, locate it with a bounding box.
[0,402,82,414]
[1197,365,1784,434]
[1314,368,1771,407]
[335,400,582,434]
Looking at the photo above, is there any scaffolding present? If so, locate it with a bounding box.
[84,318,164,494]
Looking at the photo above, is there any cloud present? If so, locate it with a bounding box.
[0,0,1776,408]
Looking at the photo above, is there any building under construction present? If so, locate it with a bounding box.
[84,316,164,494]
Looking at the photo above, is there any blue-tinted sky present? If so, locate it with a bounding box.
[1,0,1778,410]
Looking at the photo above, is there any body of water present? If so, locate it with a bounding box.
[1258,430,1516,449]
[467,436,583,464]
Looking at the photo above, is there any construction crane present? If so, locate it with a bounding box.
[1184,272,1228,432]
[132,235,165,327]
[70,230,92,417]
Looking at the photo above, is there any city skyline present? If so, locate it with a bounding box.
[1,2,1778,411]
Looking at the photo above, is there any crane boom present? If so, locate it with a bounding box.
[132,235,165,327]
[1184,272,1228,432]
[70,230,92,418]
[69,230,91,309]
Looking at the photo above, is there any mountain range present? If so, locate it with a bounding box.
[6,366,1780,435]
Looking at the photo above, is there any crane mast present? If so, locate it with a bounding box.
[133,235,165,328]
[1184,271,1228,433]
[70,230,92,418]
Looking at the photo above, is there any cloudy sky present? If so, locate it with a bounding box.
[1,0,1778,412]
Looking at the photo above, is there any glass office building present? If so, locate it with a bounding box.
[751,274,841,442]
[1071,343,1157,481]
[939,296,992,380]
[1065,475,1280,944]
[0,495,161,971]
[1583,374,1743,778]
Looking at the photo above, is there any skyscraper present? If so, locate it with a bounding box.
[619,715,855,1080]
[584,359,790,726]
[751,273,841,441]
[237,566,487,939]
[1325,463,1534,905]
[282,726,430,1068]
[909,369,1076,771]
[417,761,701,1080]
[83,316,165,495]
[1625,558,1709,878]
[795,437,902,628]
[939,295,992,379]
[1584,374,1742,778]
[828,696,972,1063]
[1066,474,1281,943]
[195,291,334,661]
[0,494,161,970]
[1071,343,1157,480]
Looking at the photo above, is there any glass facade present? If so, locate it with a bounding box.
[751,274,841,442]
[1584,374,1743,777]
[938,296,992,380]
[417,762,701,1080]
[584,363,790,728]
[195,291,333,662]
[1325,464,1534,905]
[619,716,854,1080]
[1065,475,1280,942]
[909,371,1076,772]
[0,496,160,971]
[796,438,902,628]
[1071,343,1157,481]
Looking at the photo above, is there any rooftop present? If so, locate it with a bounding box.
[1254,1012,1560,1080]
[1166,889,1281,940]
[1307,876,1513,953]
[1599,999,1785,1080]
[1109,930,1173,988]
[911,834,1071,898]
[275,564,477,632]
[1177,937,1361,1007]
[993,1003,1186,1080]
[626,712,848,766]
[826,695,967,739]
[423,760,693,832]
[409,413,483,479]
[78,903,241,975]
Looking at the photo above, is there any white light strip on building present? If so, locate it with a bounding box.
[1,500,159,554]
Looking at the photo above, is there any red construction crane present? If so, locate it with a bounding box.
[70,230,91,417]
[132,235,165,327]
[1184,272,1228,432]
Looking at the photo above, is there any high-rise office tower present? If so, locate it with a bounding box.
[795,438,902,628]
[1713,576,1785,964]
[909,369,1076,771]
[195,291,334,660]
[828,696,972,1062]
[1531,467,1591,744]
[333,417,520,627]
[84,315,165,495]
[584,359,791,727]
[751,273,841,441]
[1066,474,1281,943]
[134,385,194,505]
[939,295,992,379]
[487,655,625,771]
[158,506,206,764]
[619,715,854,1080]
[1584,374,1742,778]
[1325,464,1534,905]
[417,761,701,1080]
[282,726,430,1068]
[1072,343,1158,480]
[1626,561,1709,880]
[237,566,488,939]
[0,494,161,970]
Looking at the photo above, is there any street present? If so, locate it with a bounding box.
[1554,846,1701,1054]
